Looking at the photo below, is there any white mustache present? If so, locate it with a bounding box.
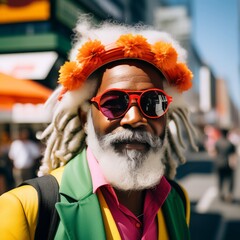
[99,129,162,149]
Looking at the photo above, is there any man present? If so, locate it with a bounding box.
[214,128,237,202]
[8,127,41,186]
[0,17,197,239]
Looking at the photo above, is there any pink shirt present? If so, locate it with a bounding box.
[87,147,171,240]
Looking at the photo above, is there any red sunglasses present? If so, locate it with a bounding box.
[91,88,172,120]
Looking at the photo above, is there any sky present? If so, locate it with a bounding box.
[191,0,240,111]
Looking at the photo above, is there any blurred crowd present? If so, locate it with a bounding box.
[0,126,42,194]
[199,124,240,202]
[203,125,240,157]
[0,122,240,198]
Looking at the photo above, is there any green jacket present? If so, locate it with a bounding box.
[54,149,190,239]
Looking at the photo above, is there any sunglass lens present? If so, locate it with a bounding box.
[100,91,129,119]
[140,91,168,117]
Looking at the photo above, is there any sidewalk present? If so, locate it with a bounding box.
[178,151,240,240]
[177,152,240,240]
[179,173,240,219]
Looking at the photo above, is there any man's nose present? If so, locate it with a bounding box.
[120,103,147,128]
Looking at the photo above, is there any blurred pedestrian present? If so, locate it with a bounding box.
[8,127,41,186]
[204,124,221,156]
[214,128,237,202]
[0,129,14,194]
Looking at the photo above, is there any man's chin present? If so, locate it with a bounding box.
[97,149,164,191]
[109,173,162,191]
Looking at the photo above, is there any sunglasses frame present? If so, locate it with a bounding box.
[91,88,172,120]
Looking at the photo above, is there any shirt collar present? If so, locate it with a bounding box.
[87,147,109,193]
[148,176,171,208]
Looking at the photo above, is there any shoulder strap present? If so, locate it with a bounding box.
[21,175,60,240]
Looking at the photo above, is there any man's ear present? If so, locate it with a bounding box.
[78,107,88,133]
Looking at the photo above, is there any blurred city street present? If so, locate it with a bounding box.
[0,0,240,239]
[178,151,240,240]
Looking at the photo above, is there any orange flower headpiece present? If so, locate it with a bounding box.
[58,34,193,99]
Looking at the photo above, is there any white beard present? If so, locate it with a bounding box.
[86,111,167,191]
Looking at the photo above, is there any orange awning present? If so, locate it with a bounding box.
[0,72,53,109]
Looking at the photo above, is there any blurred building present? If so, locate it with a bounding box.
[0,0,239,129]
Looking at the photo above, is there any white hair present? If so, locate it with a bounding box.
[70,16,187,63]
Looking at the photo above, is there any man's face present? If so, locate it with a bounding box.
[91,61,167,143]
[86,61,168,190]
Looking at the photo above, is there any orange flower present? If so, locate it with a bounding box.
[77,40,105,66]
[57,34,193,99]
[58,61,85,90]
[116,34,151,58]
[152,42,177,70]
[166,63,193,92]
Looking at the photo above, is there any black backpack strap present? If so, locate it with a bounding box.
[21,175,60,240]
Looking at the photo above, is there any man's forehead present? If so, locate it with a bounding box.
[96,60,166,90]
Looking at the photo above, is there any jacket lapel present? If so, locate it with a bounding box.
[162,187,190,240]
[55,149,106,239]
